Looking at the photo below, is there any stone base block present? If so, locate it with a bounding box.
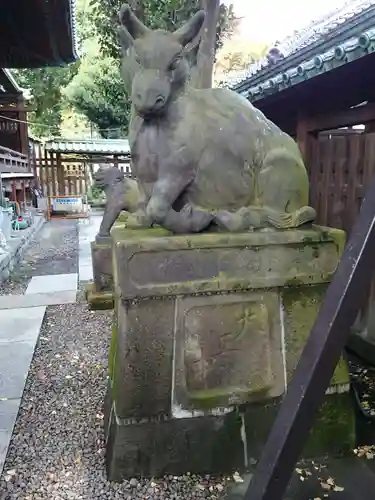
[86,282,114,310]
[106,226,354,480]
[104,382,355,480]
[91,236,113,293]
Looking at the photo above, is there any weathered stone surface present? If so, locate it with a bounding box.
[94,166,140,237]
[113,226,344,300]
[105,382,243,480]
[86,283,114,311]
[173,292,284,411]
[119,5,316,234]
[91,240,113,292]
[105,386,355,480]
[112,298,175,419]
[106,224,352,479]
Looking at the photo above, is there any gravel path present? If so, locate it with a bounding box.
[0,219,78,296]
[0,303,228,499]
[0,217,228,499]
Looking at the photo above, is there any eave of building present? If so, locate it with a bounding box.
[236,27,375,104]
[0,0,78,68]
[0,69,22,94]
[227,2,375,97]
[44,139,131,155]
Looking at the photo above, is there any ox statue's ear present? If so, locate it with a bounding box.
[174,10,206,47]
[119,3,149,48]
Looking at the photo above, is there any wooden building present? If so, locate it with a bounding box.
[228,0,375,352]
[0,0,77,206]
[35,138,132,199]
[0,69,34,204]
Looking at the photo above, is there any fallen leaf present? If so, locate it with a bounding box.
[333,485,344,492]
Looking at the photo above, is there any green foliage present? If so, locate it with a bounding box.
[13,64,78,138]
[88,184,105,201]
[91,0,237,59]
[14,0,236,139]
[11,0,91,139]
[63,40,131,138]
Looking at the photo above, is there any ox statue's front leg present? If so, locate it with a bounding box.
[146,178,212,233]
[145,150,212,233]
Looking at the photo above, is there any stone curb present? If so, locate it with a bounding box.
[0,215,45,282]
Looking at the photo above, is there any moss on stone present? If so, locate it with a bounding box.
[282,284,349,387]
[242,391,355,461]
[305,392,355,456]
[112,225,345,251]
[87,288,114,311]
[188,382,271,410]
[108,323,118,380]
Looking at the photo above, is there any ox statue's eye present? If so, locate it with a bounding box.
[169,58,181,71]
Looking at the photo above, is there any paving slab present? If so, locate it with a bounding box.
[0,429,10,474]
[0,291,76,310]
[26,273,77,295]
[0,341,36,399]
[79,264,93,282]
[0,307,46,343]
[0,399,20,433]
[79,253,93,269]
[78,214,102,283]
[0,399,21,473]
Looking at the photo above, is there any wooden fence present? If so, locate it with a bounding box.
[307,130,375,330]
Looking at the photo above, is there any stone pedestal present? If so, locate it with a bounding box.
[105,226,354,480]
[86,235,114,310]
[86,212,137,310]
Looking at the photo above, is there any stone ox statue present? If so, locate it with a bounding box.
[119,4,316,233]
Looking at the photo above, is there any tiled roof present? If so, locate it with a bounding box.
[44,139,131,155]
[225,0,375,90]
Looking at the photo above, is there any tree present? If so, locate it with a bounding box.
[91,0,236,62]
[214,39,270,85]
[63,40,131,138]
[13,64,78,138]
[64,0,236,136]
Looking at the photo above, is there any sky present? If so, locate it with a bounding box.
[223,0,350,43]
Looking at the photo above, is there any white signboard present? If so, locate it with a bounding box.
[52,197,83,213]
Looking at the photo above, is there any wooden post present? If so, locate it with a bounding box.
[17,95,29,155]
[11,180,16,202]
[21,180,26,203]
[296,116,310,163]
[50,152,57,197]
[57,152,65,195]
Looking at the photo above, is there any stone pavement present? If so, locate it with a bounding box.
[0,306,46,472]
[0,271,79,472]
[78,213,102,282]
[0,215,101,473]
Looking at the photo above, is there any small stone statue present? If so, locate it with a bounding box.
[94,165,140,237]
[119,4,316,233]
